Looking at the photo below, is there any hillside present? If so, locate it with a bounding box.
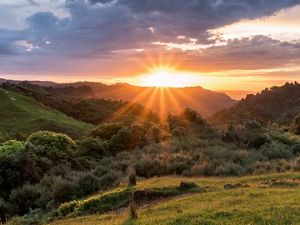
[0,88,92,140]
[211,82,300,125]
[1,82,159,125]
[46,173,300,225]
[0,79,236,118]
[64,82,236,118]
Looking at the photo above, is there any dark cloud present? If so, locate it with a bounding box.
[0,0,300,77]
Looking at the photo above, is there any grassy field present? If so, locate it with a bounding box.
[0,88,93,139]
[47,173,300,225]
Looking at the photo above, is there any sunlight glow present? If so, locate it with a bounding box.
[139,66,200,88]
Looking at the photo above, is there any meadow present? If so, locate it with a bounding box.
[47,173,300,225]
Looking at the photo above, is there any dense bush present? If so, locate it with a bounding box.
[0,140,24,156]
[25,131,76,161]
[90,123,124,140]
[76,137,108,157]
[9,184,40,215]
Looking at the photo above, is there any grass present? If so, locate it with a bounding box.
[47,173,300,225]
[0,88,93,139]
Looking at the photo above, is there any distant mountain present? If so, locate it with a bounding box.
[0,79,236,118]
[211,82,300,125]
[0,88,92,140]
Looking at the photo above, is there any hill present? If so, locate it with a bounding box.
[0,79,236,118]
[1,82,159,125]
[211,82,300,125]
[45,173,300,225]
[60,82,236,118]
[0,88,92,140]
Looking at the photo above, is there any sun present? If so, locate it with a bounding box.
[139,66,199,88]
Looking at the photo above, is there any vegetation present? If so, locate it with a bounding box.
[0,83,300,224]
[211,82,300,125]
[44,174,300,225]
[0,88,92,140]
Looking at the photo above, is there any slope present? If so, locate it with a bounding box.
[47,173,300,225]
[0,88,92,140]
[211,82,300,125]
[73,82,236,118]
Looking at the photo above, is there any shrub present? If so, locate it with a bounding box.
[98,171,122,190]
[75,172,100,197]
[0,198,12,223]
[52,178,76,203]
[0,140,24,156]
[55,201,78,217]
[25,131,76,161]
[214,162,243,176]
[9,184,40,215]
[76,137,108,157]
[260,143,293,160]
[110,125,146,154]
[90,123,124,140]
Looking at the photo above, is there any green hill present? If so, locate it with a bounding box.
[47,173,300,225]
[0,88,92,140]
[211,82,300,125]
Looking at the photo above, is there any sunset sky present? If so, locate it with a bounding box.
[1,0,300,91]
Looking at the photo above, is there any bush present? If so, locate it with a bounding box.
[76,137,108,158]
[214,162,243,176]
[9,184,40,215]
[98,171,122,190]
[0,140,24,156]
[52,178,76,203]
[260,143,293,160]
[90,123,124,140]
[75,172,100,197]
[110,124,146,154]
[25,131,76,161]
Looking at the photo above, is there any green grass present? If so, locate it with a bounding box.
[0,88,93,139]
[47,173,300,225]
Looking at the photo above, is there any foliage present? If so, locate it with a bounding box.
[0,140,24,156]
[212,82,300,125]
[0,88,92,140]
[25,131,76,161]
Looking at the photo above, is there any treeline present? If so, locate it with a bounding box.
[211,82,300,125]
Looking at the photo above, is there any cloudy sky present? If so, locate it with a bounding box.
[1,0,300,91]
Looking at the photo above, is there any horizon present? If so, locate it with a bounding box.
[0,1,299,91]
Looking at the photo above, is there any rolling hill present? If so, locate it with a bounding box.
[0,88,92,140]
[74,82,236,118]
[0,79,236,118]
[211,82,300,125]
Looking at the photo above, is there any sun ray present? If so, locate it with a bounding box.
[104,87,154,123]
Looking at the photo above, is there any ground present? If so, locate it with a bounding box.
[47,173,300,225]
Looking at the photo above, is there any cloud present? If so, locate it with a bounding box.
[175,35,300,72]
[0,0,300,78]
